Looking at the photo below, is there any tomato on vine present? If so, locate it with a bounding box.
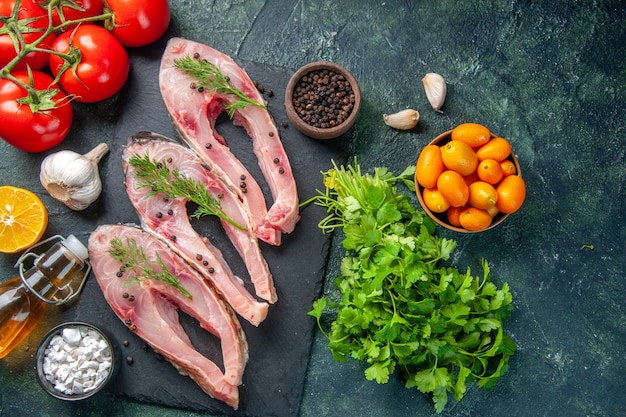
[0,0,56,71]
[104,0,170,47]
[0,70,73,152]
[49,24,129,103]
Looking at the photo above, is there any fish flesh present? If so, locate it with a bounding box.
[88,224,247,409]
[122,132,277,305]
[159,37,300,246]
[121,133,272,325]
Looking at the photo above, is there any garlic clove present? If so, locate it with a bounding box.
[383,109,420,130]
[422,73,447,112]
[40,143,109,211]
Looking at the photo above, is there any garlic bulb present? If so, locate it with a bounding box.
[40,143,109,210]
[422,73,447,112]
[383,109,420,130]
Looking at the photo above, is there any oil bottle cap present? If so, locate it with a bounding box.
[63,235,89,261]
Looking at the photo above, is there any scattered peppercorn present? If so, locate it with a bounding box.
[126,356,134,365]
[123,292,129,299]
[205,143,212,149]
[156,212,163,219]
[282,121,289,128]
[203,260,209,266]
[269,131,274,137]
[196,254,203,261]
[116,270,123,278]
[167,209,173,215]
[208,267,215,273]
[266,89,274,97]
[170,235,177,242]
[273,157,280,164]
[128,295,135,302]
[279,167,285,174]
[123,340,129,347]
[291,68,355,129]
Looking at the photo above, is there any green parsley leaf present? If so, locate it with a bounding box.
[306,158,516,413]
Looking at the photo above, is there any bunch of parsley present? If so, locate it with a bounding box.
[306,159,516,413]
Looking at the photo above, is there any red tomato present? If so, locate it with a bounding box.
[0,0,56,71]
[0,70,73,152]
[105,0,170,47]
[49,25,129,103]
[46,0,105,28]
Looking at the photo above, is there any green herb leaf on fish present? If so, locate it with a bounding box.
[128,153,245,230]
[109,237,193,299]
[306,158,516,413]
[174,54,266,118]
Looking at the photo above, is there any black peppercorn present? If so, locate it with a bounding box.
[291,68,355,129]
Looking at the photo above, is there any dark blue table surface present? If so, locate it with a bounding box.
[1,1,624,416]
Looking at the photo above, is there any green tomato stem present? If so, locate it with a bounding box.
[0,0,113,77]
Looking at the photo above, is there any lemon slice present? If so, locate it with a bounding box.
[0,186,48,254]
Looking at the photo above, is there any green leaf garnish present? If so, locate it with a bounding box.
[128,152,245,230]
[109,237,192,299]
[173,54,266,117]
[306,158,516,413]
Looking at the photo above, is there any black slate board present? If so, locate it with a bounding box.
[68,38,348,416]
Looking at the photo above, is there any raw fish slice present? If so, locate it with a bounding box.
[88,224,247,409]
[159,37,300,245]
[124,132,277,303]
[121,134,271,324]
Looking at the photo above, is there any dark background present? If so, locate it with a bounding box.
[1,1,624,416]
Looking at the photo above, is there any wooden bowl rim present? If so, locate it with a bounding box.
[415,130,522,233]
[284,61,361,140]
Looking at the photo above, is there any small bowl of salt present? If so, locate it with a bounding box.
[35,321,119,400]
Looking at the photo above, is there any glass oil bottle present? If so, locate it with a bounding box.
[0,235,90,359]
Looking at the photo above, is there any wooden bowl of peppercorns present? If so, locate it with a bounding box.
[285,61,361,140]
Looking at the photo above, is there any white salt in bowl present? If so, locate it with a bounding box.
[35,321,119,400]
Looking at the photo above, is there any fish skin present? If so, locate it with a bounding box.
[123,132,277,304]
[88,224,247,409]
[121,133,272,324]
[159,37,300,246]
